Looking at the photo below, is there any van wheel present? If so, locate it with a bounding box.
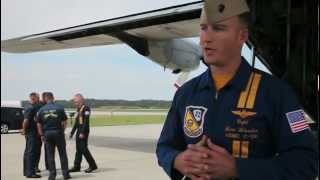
[1,123,9,134]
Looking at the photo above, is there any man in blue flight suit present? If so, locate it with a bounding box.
[22,92,42,178]
[34,92,50,172]
[36,92,71,180]
[68,93,98,173]
[156,0,318,179]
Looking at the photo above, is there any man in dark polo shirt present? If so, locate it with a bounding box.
[22,92,42,178]
[36,92,71,180]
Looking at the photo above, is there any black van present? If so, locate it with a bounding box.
[1,106,24,134]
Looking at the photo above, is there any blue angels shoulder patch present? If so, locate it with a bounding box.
[183,106,207,138]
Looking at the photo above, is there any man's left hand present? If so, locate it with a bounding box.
[187,138,238,179]
[20,129,26,136]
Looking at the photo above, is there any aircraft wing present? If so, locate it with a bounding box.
[2,0,318,123]
[1,1,203,53]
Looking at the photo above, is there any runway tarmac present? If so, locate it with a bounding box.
[1,124,169,180]
[90,111,167,116]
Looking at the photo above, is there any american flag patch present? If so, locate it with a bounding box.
[286,109,309,133]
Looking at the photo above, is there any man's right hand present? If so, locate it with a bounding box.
[173,136,210,179]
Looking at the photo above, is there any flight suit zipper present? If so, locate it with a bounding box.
[215,91,219,99]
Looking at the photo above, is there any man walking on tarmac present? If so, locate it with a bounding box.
[69,93,98,173]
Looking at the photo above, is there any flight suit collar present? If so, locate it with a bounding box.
[228,57,253,91]
[198,68,213,91]
[198,57,252,91]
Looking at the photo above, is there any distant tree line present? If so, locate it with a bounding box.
[22,99,172,109]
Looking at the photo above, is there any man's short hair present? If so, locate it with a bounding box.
[74,93,84,100]
[41,92,49,98]
[29,92,38,97]
[45,92,54,100]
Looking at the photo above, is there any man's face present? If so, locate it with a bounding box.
[42,95,47,104]
[73,96,82,107]
[200,16,248,67]
[29,95,37,104]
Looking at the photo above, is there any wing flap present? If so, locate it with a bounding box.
[127,19,200,40]
[1,35,122,53]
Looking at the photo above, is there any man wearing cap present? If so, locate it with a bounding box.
[36,92,71,180]
[156,0,318,180]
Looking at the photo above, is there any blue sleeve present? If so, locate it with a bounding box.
[23,105,33,121]
[156,92,187,179]
[70,118,78,136]
[236,83,318,180]
[35,109,43,124]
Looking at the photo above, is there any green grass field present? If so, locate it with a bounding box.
[65,108,168,112]
[68,115,166,127]
[92,108,168,112]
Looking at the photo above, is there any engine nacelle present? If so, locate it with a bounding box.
[147,39,201,72]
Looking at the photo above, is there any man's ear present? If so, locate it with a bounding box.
[239,28,249,43]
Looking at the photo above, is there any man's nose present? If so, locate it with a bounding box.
[200,30,214,46]
[201,35,212,47]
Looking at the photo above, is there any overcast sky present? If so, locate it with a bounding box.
[1,0,269,101]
